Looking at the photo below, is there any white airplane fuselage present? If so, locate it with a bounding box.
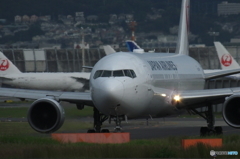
[2,72,90,91]
[91,52,205,118]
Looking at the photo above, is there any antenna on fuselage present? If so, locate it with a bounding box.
[175,0,190,56]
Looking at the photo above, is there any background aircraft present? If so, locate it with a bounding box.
[215,42,240,69]
[103,45,116,55]
[126,40,153,53]
[0,0,240,136]
[0,52,90,91]
[125,40,240,72]
[203,42,240,79]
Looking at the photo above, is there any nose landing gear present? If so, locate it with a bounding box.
[109,115,125,132]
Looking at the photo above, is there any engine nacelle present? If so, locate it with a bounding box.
[27,98,65,133]
[223,95,240,128]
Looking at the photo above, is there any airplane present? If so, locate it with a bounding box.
[125,40,240,73]
[215,41,240,70]
[204,42,240,74]
[126,40,153,53]
[103,45,116,55]
[202,41,240,80]
[0,0,240,136]
[0,52,90,92]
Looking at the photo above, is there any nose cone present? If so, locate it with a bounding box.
[92,79,124,114]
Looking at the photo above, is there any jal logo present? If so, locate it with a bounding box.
[0,59,9,71]
[221,54,232,67]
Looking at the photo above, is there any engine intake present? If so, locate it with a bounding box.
[223,95,240,128]
[28,98,65,133]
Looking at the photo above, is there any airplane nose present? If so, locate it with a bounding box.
[92,79,124,112]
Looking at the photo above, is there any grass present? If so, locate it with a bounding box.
[0,133,240,158]
[0,118,239,158]
[0,121,93,135]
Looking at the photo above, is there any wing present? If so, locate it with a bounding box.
[176,88,235,108]
[176,87,240,109]
[0,88,94,106]
[204,68,240,80]
[152,87,240,109]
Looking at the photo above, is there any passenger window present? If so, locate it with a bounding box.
[93,70,103,79]
[124,70,132,78]
[130,70,136,78]
[113,70,124,77]
[102,70,112,77]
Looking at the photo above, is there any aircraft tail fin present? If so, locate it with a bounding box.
[126,40,142,52]
[0,52,21,75]
[214,41,240,70]
[175,0,190,55]
[103,45,116,55]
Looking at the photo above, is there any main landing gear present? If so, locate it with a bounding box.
[87,107,109,133]
[189,105,222,136]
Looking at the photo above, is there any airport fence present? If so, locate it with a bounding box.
[2,46,240,73]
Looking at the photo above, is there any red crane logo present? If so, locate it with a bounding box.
[221,54,232,67]
[0,59,9,71]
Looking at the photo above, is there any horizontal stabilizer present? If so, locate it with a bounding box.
[0,76,13,81]
[82,66,93,69]
[71,76,89,90]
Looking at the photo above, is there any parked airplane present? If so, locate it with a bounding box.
[215,42,240,69]
[1,0,240,136]
[126,40,145,53]
[125,40,240,72]
[0,52,90,91]
[103,45,116,55]
[126,40,154,53]
[204,42,240,74]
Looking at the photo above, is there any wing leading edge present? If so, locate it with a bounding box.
[204,68,240,80]
[0,88,94,106]
[153,87,240,109]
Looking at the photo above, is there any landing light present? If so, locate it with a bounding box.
[161,94,166,97]
[173,95,181,102]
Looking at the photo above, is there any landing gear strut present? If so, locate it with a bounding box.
[190,105,222,136]
[110,115,125,132]
[87,107,109,133]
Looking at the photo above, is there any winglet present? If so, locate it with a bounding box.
[175,0,190,55]
[214,42,240,70]
[0,52,21,75]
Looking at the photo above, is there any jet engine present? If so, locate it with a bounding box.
[27,98,65,133]
[222,95,240,128]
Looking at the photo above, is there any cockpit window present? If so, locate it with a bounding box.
[113,70,124,77]
[93,70,103,79]
[102,70,112,77]
[130,70,136,78]
[93,69,136,79]
[124,70,132,78]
